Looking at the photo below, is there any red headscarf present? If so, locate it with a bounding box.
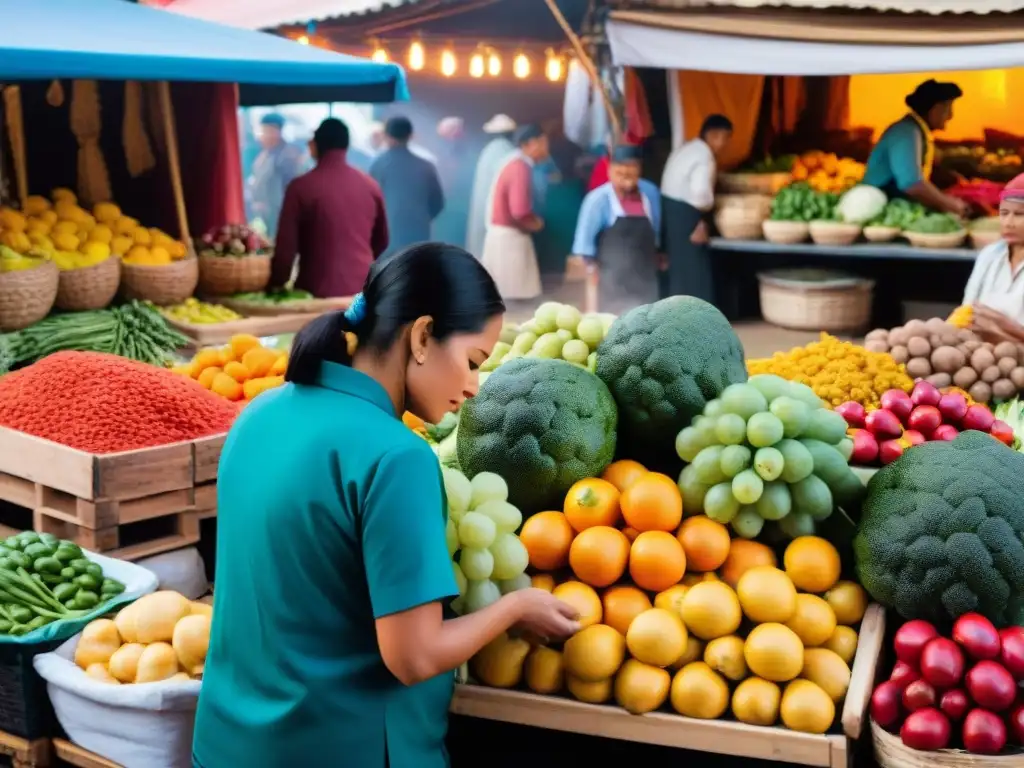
[1000,172,1024,203]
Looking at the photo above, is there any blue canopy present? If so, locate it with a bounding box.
[0,0,409,104]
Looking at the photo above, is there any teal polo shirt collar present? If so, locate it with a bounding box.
[315,362,396,416]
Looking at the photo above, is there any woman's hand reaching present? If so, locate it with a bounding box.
[970,305,1024,344]
[512,588,581,643]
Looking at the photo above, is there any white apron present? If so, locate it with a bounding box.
[480,155,542,300]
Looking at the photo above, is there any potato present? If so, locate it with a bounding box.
[906,358,932,378]
[926,373,952,388]
[929,334,945,349]
[969,381,993,403]
[902,319,927,337]
[971,346,996,372]
[1011,366,1024,389]
[953,367,979,389]
[865,340,889,353]
[939,332,961,347]
[957,328,976,342]
[930,346,966,374]
[982,365,1002,384]
[994,341,1019,362]
[907,337,931,358]
[865,329,888,342]
[992,379,1017,400]
[962,340,983,353]
[889,345,909,364]
[887,327,911,347]
[925,317,949,334]
[998,357,1018,376]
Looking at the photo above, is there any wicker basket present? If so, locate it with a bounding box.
[970,230,1002,250]
[809,221,862,246]
[197,254,272,296]
[120,256,199,306]
[903,230,967,249]
[0,260,59,332]
[871,720,1023,767]
[863,225,900,243]
[762,220,809,245]
[714,194,773,240]
[758,268,874,332]
[55,255,121,311]
[717,172,792,195]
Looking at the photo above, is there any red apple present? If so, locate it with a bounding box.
[890,660,921,690]
[999,627,1024,680]
[835,401,867,428]
[1009,703,1024,745]
[908,405,942,436]
[866,408,903,440]
[871,680,904,730]
[962,404,996,433]
[939,689,969,721]
[932,423,960,441]
[879,439,906,465]
[894,621,939,666]
[966,661,1017,712]
[903,429,926,446]
[938,392,969,424]
[989,419,1014,446]
[920,637,965,689]
[903,679,937,712]
[953,613,1001,660]
[910,380,942,408]
[851,429,879,465]
[962,708,1007,755]
[900,708,951,751]
[881,389,914,424]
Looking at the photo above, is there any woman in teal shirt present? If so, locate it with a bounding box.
[194,243,580,768]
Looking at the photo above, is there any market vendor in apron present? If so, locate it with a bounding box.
[963,173,1024,344]
[571,143,663,314]
[479,124,548,301]
[660,114,733,304]
[862,79,970,217]
[193,242,579,768]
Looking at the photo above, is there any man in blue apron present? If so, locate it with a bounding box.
[571,144,663,315]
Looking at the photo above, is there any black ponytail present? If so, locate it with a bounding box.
[285,242,504,387]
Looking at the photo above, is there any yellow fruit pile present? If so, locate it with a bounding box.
[789,151,865,194]
[75,591,211,685]
[172,333,287,403]
[163,298,243,325]
[947,304,973,329]
[0,189,187,267]
[0,244,46,273]
[747,333,913,408]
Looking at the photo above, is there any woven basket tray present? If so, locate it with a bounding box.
[758,268,874,332]
[0,260,59,331]
[214,295,354,317]
[714,194,773,240]
[809,221,862,246]
[120,257,199,307]
[762,220,809,245]
[197,254,272,296]
[969,227,1001,251]
[718,172,792,195]
[55,255,121,311]
[903,230,967,249]
[871,720,1023,767]
[863,225,900,243]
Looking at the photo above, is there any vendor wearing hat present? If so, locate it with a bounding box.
[479,124,547,301]
[571,144,662,313]
[964,173,1024,340]
[249,112,304,238]
[466,114,517,258]
[863,79,970,217]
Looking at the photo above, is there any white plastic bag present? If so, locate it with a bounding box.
[34,635,200,768]
[135,548,209,600]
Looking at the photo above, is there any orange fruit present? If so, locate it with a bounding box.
[551,581,602,628]
[601,459,648,493]
[519,511,574,571]
[629,531,686,593]
[676,516,731,572]
[783,536,841,593]
[654,584,690,615]
[568,526,630,588]
[602,585,653,636]
[620,472,683,533]
[824,581,868,625]
[531,574,556,593]
[622,526,640,542]
[564,478,621,532]
[719,540,778,588]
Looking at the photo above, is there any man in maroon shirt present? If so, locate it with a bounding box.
[270,118,389,298]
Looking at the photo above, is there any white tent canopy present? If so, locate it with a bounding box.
[148,0,405,30]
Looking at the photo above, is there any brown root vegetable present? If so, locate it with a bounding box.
[925,317,949,334]
[971,346,996,372]
[887,327,911,347]
[889,345,909,364]
[926,373,952,388]
[1011,367,1024,389]
[981,365,1002,384]
[953,367,979,389]
[865,329,889,342]
[907,337,931,358]
[962,340,983,353]
[906,358,932,378]
[957,328,977,342]
[930,346,966,374]
[903,319,927,337]
[998,357,1018,376]
[940,332,961,347]
[994,341,1019,362]
[992,379,1017,400]
[929,334,945,349]
[969,381,993,403]
[864,340,889,354]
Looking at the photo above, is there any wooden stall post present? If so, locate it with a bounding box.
[156,81,192,247]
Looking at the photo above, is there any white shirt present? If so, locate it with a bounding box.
[661,138,716,211]
[963,240,1024,324]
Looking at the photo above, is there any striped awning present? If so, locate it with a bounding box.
[616,0,1024,13]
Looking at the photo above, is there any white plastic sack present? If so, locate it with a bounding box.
[135,548,209,600]
[34,635,200,768]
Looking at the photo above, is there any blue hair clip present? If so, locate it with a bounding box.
[344,293,367,324]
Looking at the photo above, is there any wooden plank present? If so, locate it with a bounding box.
[192,434,226,484]
[827,734,849,768]
[0,472,37,508]
[0,427,96,499]
[165,313,323,346]
[93,442,194,500]
[193,482,217,513]
[107,511,200,561]
[0,730,50,767]
[841,603,886,741]
[450,686,834,766]
[52,739,122,768]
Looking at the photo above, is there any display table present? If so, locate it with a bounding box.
[710,239,977,262]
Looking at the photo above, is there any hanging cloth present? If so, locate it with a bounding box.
[70,80,111,205]
[906,110,935,181]
[122,81,156,178]
[2,86,28,207]
[622,68,654,145]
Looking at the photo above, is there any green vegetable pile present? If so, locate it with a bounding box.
[0,531,125,636]
[233,288,314,304]
[867,198,926,229]
[904,212,964,235]
[854,431,1024,627]
[0,301,189,374]
[747,155,798,174]
[769,183,840,222]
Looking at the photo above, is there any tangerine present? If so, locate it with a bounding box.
[629,531,686,592]
[602,586,653,636]
[601,459,649,493]
[719,539,778,587]
[620,472,683,532]
[783,536,841,593]
[621,526,641,542]
[568,526,630,588]
[676,516,731,572]
[519,511,574,571]
[531,573,556,593]
[551,581,602,628]
[564,478,621,532]
[824,581,868,625]
[653,584,690,615]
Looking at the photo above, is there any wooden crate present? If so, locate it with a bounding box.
[0,730,50,768]
[451,604,885,768]
[52,740,121,768]
[0,428,223,560]
[164,312,322,347]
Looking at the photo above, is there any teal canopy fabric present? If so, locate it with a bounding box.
[0,0,409,105]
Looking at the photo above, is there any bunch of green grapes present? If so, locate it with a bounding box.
[675,375,859,540]
[481,302,617,373]
[442,468,531,614]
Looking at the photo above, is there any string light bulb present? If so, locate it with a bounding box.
[513,51,530,80]
[297,35,310,45]
[370,40,389,63]
[408,40,425,71]
[440,44,457,77]
[469,48,486,78]
[544,49,564,82]
[487,49,502,77]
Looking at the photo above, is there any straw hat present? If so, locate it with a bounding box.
[483,114,516,134]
